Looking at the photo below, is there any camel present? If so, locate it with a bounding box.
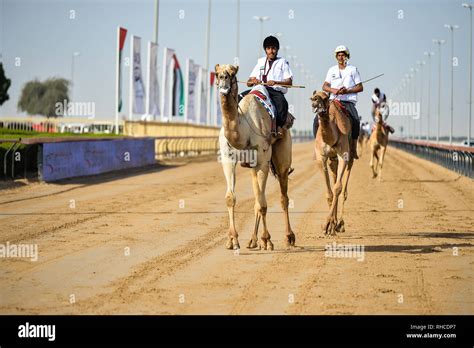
[215,64,296,251]
[369,107,390,181]
[357,123,369,157]
[310,91,354,236]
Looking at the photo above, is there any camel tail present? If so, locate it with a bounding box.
[269,158,279,178]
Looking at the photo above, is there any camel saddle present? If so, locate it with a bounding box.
[248,86,294,138]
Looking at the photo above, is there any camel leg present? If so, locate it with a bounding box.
[277,169,295,247]
[370,146,379,178]
[378,145,387,182]
[222,157,239,250]
[272,132,295,247]
[250,164,272,250]
[219,133,240,250]
[323,155,347,236]
[318,157,333,208]
[328,157,338,204]
[336,160,353,233]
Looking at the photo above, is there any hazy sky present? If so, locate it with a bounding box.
[0,0,472,137]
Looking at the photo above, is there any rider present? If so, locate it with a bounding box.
[321,45,363,159]
[371,87,387,120]
[246,35,294,135]
[371,87,395,133]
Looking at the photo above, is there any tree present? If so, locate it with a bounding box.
[17,78,69,117]
[0,62,11,106]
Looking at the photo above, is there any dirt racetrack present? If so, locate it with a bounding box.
[0,141,473,314]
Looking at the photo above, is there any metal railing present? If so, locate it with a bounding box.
[154,136,219,159]
[389,138,474,178]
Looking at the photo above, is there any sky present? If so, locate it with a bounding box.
[0,0,472,137]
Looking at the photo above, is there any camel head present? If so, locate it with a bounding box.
[310,91,329,117]
[215,64,239,96]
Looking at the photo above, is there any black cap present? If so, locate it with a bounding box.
[263,36,280,50]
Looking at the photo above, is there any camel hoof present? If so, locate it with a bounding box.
[266,240,274,251]
[335,220,345,233]
[247,239,258,249]
[324,219,337,236]
[225,238,233,250]
[286,233,296,247]
[232,238,240,250]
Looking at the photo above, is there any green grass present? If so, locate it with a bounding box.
[0,128,121,139]
[0,128,122,150]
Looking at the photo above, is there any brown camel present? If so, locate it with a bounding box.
[357,124,369,157]
[215,64,296,250]
[369,107,389,181]
[311,91,354,236]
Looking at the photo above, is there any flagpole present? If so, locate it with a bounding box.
[115,26,120,134]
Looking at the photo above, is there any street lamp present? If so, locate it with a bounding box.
[433,39,446,143]
[424,51,435,141]
[416,60,426,140]
[462,3,473,146]
[253,16,270,58]
[236,0,240,63]
[444,24,460,144]
[204,0,212,72]
[71,51,81,102]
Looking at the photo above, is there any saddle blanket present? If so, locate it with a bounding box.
[248,85,276,119]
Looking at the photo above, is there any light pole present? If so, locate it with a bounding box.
[236,0,240,63]
[433,39,446,143]
[416,60,425,140]
[204,0,212,72]
[404,73,410,139]
[71,51,81,102]
[424,51,435,141]
[463,3,473,146]
[410,68,417,139]
[153,0,159,44]
[444,24,460,144]
[253,16,270,58]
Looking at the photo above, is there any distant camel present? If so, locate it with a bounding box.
[369,107,390,181]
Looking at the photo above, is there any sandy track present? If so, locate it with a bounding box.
[0,142,472,314]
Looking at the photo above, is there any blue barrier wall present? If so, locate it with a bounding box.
[39,138,155,182]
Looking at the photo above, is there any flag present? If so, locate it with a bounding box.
[161,47,175,121]
[171,54,184,118]
[185,59,200,123]
[146,42,160,119]
[117,27,127,113]
[199,68,208,125]
[130,35,146,117]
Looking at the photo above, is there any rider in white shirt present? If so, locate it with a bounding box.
[246,35,294,135]
[319,45,364,159]
[371,88,387,120]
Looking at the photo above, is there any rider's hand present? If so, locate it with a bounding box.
[247,78,260,87]
[331,88,340,95]
[337,87,348,95]
[266,80,276,86]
